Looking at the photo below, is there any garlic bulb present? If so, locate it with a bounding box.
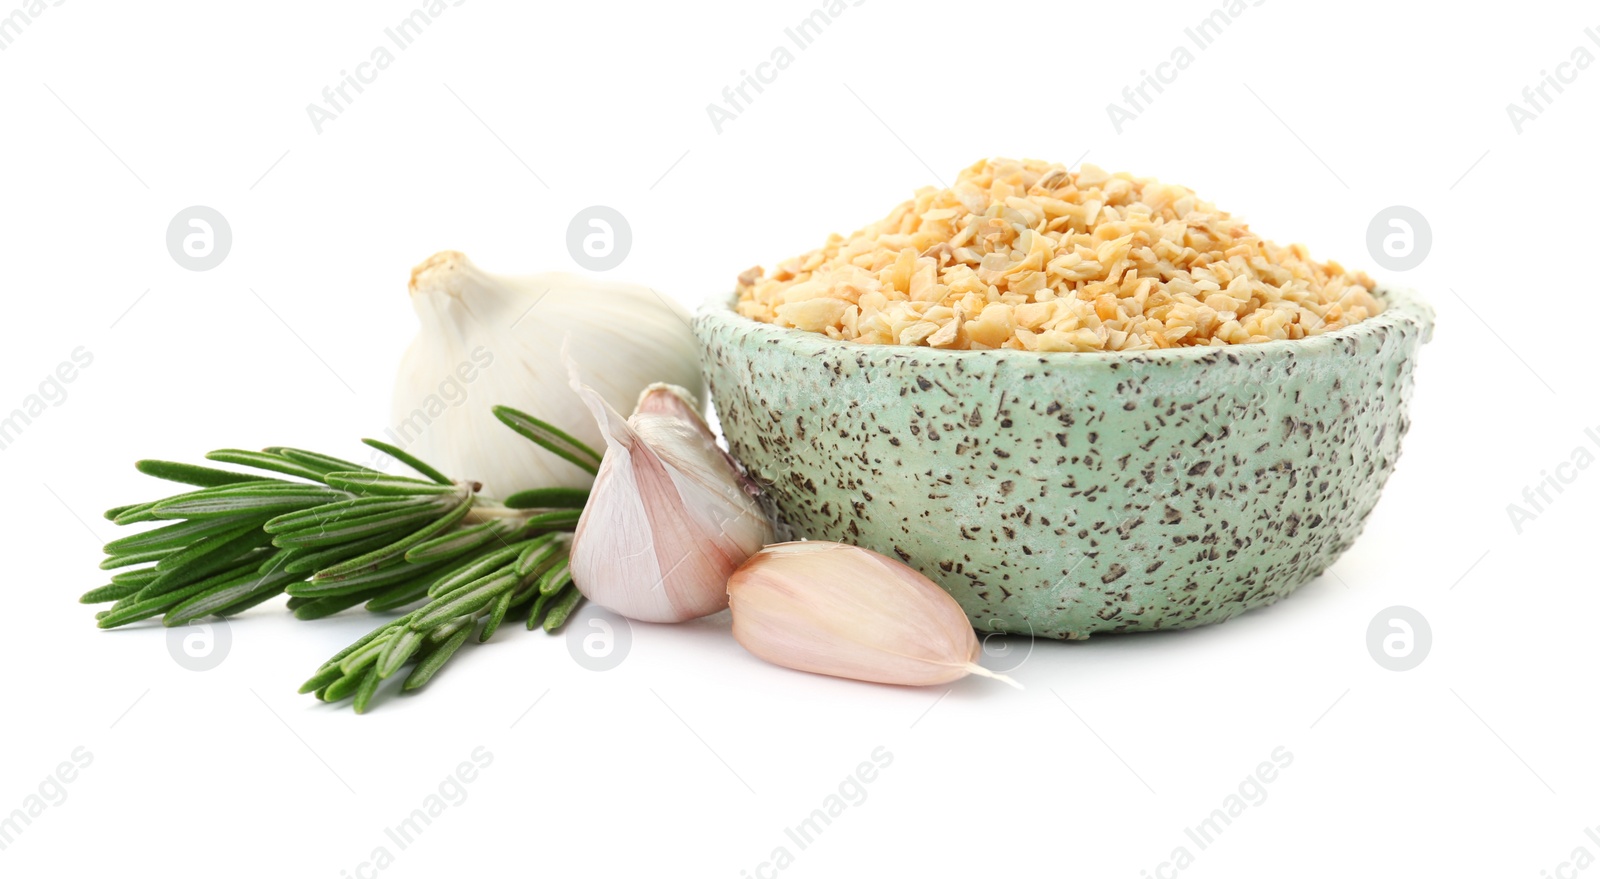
[390,251,702,496]
[568,370,773,623]
[728,542,1019,688]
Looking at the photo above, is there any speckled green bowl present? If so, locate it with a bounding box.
[694,289,1433,639]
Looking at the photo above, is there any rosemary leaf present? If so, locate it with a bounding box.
[96,594,184,629]
[163,557,299,626]
[502,487,590,510]
[139,529,276,599]
[537,558,573,595]
[492,406,603,475]
[140,547,278,611]
[263,550,304,574]
[79,581,143,604]
[514,536,563,577]
[136,459,275,488]
[338,631,397,676]
[151,485,349,519]
[263,496,429,533]
[542,586,584,632]
[206,583,291,620]
[293,591,386,620]
[268,503,448,548]
[112,503,173,525]
[299,664,345,695]
[99,547,176,570]
[153,521,274,575]
[425,541,535,598]
[526,588,557,629]
[360,438,454,486]
[411,571,519,631]
[137,550,272,602]
[403,624,473,692]
[286,562,425,598]
[268,447,375,476]
[324,471,460,497]
[478,590,516,643]
[363,579,435,613]
[103,513,266,555]
[104,499,146,521]
[521,509,583,531]
[424,618,471,645]
[110,567,161,586]
[274,536,377,572]
[322,668,370,703]
[304,561,444,603]
[204,449,329,483]
[404,519,519,565]
[376,629,425,679]
[340,610,421,659]
[98,567,256,629]
[507,577,542,608]
[352,667,384,714]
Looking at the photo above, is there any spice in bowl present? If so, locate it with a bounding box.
[735,157,1382,352]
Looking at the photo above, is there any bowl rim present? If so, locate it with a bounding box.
[695,285,1433,365]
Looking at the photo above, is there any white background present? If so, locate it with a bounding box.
[2,1,1595,876]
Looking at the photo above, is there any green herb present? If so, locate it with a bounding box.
[85,406,602,713]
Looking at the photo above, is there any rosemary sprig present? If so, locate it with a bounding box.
[299,543,579,713]
[84,406,603,713]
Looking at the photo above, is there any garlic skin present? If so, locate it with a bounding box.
[568,373,773,623]
[392,251,702,496]
[728,542,1018,687]
[633,382,703,420]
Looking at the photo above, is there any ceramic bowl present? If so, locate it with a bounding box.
[693,289,1433,639]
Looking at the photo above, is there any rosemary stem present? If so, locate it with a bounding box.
[461,503,534,524]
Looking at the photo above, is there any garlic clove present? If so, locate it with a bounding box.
[728,542,1020,688]
[392,252,702,497]
[567,366,773,623]
[635,382,761,498]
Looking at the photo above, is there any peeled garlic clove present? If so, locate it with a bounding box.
[568,369,773,623]
[391,252,702,496]
[728,542,1019,687]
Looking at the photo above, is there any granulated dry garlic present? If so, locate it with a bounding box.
[735,158,1382,352]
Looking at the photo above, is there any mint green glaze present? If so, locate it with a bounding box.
[694,289,1433,639]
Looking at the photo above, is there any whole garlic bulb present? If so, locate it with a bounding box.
[390,251,702,496]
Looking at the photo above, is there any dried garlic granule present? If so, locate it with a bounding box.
[735,158,1381,352]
